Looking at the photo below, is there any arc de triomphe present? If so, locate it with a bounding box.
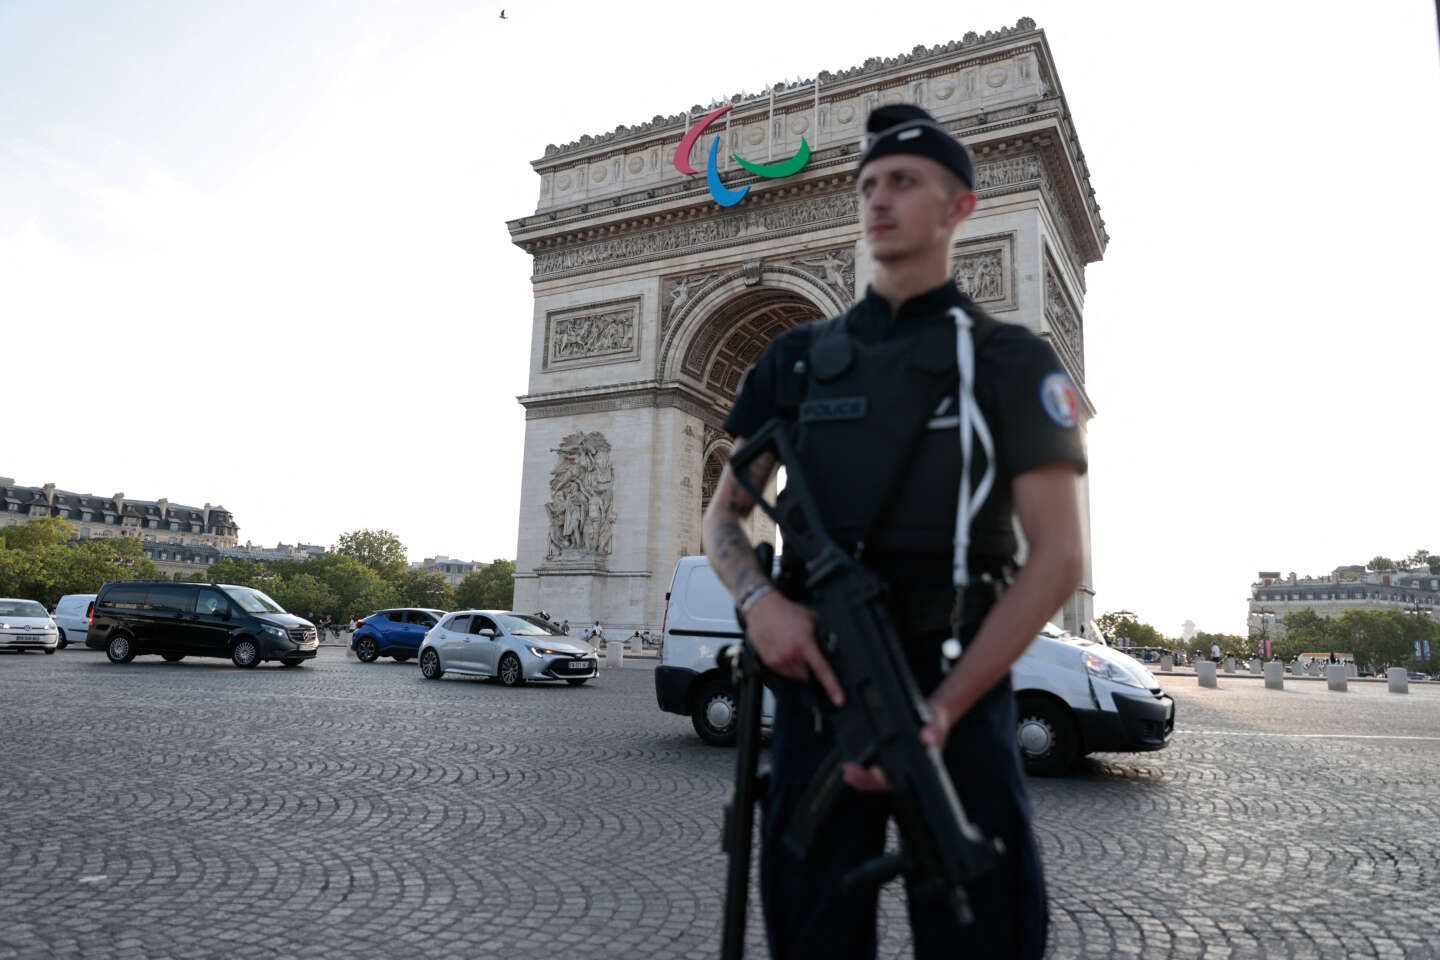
[506,18,1107,635]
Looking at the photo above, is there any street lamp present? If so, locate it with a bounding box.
[1249,608,1276,661]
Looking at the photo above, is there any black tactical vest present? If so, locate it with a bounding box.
[778,308,1017,565]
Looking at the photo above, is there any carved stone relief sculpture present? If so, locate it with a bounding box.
[1043,259,1084,377]
[544,431,617,561]
[792,248,856,303]
[954,251,1004,302]
[951,233,1015,312]
[545,299,641,368]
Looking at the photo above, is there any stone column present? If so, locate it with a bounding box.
[1264,661,1284,690]
[607,635,624,669]
[1326,664,1347,692]
[1196,661,1218,688]
[1387,667,1409,694]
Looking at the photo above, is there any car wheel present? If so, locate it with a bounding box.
[57,630,68,649]
[231,638,260,669]
[281,659,303,667]
[106,633,136,664]
[393,654,412,663]
[162,653,185,663]
[497,652,524,687]
[420,648,443,681]
[566,678,589,686]
[44,646,56,655]
[1016,696,1079,777]
[691,676,738,747]
[355,637,379,663]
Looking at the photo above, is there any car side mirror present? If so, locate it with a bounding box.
[217,607,231,620]
[478,628,497,638]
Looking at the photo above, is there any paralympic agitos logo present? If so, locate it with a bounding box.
[673,105,811,208]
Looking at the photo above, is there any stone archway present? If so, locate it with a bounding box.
[684,287,824,528]
[506,21,1107,635]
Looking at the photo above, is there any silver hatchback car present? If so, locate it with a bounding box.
[419,610,599,686]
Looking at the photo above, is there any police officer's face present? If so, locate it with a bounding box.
[859,156,974,264]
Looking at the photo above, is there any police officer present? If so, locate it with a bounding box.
[702,104,1087,959]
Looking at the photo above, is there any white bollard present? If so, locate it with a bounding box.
[1224,657,1236,673]
[1388,667,1409,694]
[1346,663,1357,678]
[607,636,624,669]
[1160,655,1174,673]
[1249,659,1263,675]
[1326,664,1347,691]
[1197,661,1218,688]
[1264,661,1284,690]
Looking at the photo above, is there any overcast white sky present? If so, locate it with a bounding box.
[2,0,1437,635]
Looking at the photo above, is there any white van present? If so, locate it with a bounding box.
[655,556,1175,776]
[52,593,96,649]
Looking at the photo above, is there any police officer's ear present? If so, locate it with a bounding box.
[941,170,977,232]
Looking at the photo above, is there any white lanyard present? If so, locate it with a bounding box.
[949,306,996,588]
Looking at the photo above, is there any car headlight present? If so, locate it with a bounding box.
[1084,652,1151,688]
[527,645,563,657]
[261,624,288,639]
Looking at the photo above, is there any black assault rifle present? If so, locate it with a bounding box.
[719,417,1001,960]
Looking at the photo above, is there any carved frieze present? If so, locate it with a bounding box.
[534,191,860,279]
[544,431,617,561]
[974,154,1042,190]
[1043,255,1084,378]
[544,298,641,369]
[951,233,1015,312]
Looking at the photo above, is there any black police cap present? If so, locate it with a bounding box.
[858,104,975,190]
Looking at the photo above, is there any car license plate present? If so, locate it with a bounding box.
[567,660,588,672]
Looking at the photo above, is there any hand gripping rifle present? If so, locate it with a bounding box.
[719,417,1001,960]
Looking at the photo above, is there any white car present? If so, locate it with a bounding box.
[0,599,61,654]
[654,556,1175,776]
[419,610,600,686]
[52,593,96,649]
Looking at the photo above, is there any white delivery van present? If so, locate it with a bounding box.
[52,593,97,649]
[655,556,1175,776]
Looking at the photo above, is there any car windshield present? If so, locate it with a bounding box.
[0,600,48,619]
[494,613,567,637]
[221,586,286,614]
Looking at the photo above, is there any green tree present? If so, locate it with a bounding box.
[332,529,408,579]
[394,568,453,610]
[454,560,515,611]
[1095,611,1164,648]
[1405,549,1438,573]
[1191,631,1251,660]
[305,554,397,620]
[0,517,73,550]
[269,573,341,623]
[1368,556,1397,572]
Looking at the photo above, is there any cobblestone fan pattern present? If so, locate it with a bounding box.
[2,649,1438,959]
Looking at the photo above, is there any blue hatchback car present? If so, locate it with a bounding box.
[351,608,445,663]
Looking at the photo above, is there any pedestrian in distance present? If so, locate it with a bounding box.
[703,103,1086,960]
[560,618,570,636]
[1211,641,1222,664]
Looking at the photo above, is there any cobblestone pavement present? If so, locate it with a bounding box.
[2,648,1438,959]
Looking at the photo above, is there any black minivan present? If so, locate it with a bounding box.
[86,581,319,668]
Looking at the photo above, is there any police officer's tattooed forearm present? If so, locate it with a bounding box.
[702,451,776,603]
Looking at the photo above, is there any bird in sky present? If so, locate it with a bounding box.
[499,9,508,18]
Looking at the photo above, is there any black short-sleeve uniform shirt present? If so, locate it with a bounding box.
[725,280,1086,586]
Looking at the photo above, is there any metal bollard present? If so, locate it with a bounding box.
[1197,661,1218,688]
[1326,664,1347,691]
[1264,661,1284,690]
[1388,667,1409,694]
